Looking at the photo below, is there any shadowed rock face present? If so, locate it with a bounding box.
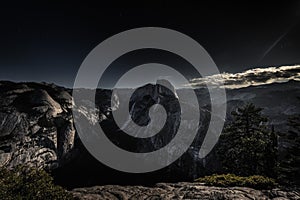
[0,80,299,187]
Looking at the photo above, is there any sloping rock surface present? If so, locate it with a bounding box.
[71,182,300,200]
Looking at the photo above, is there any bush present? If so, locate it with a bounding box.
[195,174,277,189]
[0,166,74,200]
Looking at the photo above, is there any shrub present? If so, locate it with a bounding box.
[0,166,74,200]
[195,174,277,189]
[243,175,277,189]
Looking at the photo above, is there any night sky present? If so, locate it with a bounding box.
[1,1,300,87]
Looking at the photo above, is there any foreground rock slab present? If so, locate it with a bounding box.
[71,182,300,200]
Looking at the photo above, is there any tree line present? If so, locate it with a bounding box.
[215,102,300,185]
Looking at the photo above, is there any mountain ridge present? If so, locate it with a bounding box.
[0,80,299,187]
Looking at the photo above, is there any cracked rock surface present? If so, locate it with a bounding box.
[71,182,300,200]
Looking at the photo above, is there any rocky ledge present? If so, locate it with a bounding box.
[71,182,300,200]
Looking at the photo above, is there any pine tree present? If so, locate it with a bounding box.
[278,113,300,185]
[217,103,277,177]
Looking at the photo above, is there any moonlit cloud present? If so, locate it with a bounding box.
[187,65,300,89]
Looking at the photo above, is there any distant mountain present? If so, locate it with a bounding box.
[226,80,300,129]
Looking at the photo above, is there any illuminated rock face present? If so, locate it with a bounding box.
[0,81,75,169]
[156,78,177,97]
